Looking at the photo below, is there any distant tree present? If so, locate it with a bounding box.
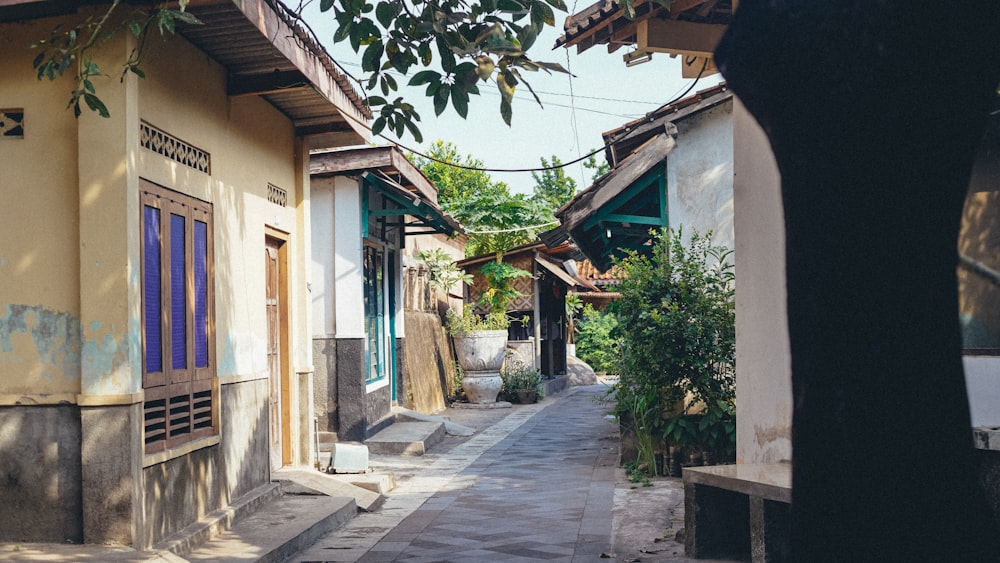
[531,155,576,210]
[410,141,550,257]
[583,151,611,183]
[410,141,504,205]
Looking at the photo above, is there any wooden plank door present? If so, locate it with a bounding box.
[265,242,282,471]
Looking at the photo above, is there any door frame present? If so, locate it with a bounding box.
[265,227,291,469]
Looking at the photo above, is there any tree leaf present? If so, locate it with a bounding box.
[372,116,387,136]
[375,2,394,27]
[408,70,440,86]
[83,93,110,118]
[433,85,450,116]
[320,0,336,11]
[361,42,384,72]
[334,21,352,43]
[451,88,469,118]
[500,98,512,125]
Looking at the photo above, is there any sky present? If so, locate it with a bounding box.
[299,2,724,195]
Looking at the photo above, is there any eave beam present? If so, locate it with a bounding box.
[229,70,311,97]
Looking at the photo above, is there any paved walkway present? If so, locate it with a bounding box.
[291,385,619,562]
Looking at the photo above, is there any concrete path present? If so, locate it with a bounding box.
[290,386,620,562]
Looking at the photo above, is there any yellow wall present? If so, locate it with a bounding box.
[0,13,314,422]
[0,16,84,398]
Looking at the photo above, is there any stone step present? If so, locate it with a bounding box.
[182,493,356,563]
[364,420,446,455]
[273,468,384,512]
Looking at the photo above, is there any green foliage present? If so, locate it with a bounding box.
[322,0,570,140]
[417,248,472,296]
[410,142,551,257]
[410,141,503,204]
[575,304,619,373]
[583,150,611,183]
[29,1,201,118]
[619,388,660,477]
[478,260,532,315]
[500,355,542,393]
[610,228,736,459]
[445,306,509,334]
[531,155,577,210]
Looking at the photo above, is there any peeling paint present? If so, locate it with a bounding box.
[0,304,81,384]
[80,321,132,395]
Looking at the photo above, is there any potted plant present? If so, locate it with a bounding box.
[500,356,543,403]
[446,258,531,403]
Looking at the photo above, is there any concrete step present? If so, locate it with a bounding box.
[273,468,384,512]
[182,493,356,563]
[154,483,283,558]
[365,420,446,455]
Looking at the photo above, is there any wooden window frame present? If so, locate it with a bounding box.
[140,179,217,454]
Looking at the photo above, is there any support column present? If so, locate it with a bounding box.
[75,30,145,547]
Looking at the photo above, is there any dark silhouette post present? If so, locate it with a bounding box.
[715,2,1000,559]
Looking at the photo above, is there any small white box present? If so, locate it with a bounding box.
[325,443,369,473]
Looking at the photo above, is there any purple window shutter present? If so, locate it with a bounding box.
[194,220,208,368]
[144,206,162,373]
[171,213,187,370]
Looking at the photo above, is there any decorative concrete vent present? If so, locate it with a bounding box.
[140,121,211,174]
[1,109,24,139]
[267,183,288,207]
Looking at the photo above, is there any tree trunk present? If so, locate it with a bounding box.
[715,2,1000,559]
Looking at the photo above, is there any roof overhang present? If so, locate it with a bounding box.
[0,1,373,147]
[557,0,733,76]
[362,172,461,237]
[178,0,372,148]
[311,145,438,204]
[555,134,675,271]
[310,146,461,237]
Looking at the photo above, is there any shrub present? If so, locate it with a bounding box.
[575,304,620,374]
[610,228,736,463]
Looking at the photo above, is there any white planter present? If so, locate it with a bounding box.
[462,371,504,404]
[453,329,507,404]
[452,330,508,372]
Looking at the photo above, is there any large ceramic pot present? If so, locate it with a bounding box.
[453,330,507,403]
[452,330,508,372]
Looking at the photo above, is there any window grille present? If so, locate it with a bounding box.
[140,121,211,174]
[267,183,288,207]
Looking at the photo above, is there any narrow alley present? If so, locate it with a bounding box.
[291,386,620,562]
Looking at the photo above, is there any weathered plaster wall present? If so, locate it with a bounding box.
[2,11,316,546]
[313,337,338,433]
[732,99,793,464]
[0,16,84,399]
[668,100,735,252]
[0,405,82,543]
[142,378,269,546]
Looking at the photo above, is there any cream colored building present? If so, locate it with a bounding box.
[0,0,368,548]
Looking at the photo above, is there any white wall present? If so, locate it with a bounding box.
[732,98,794,464]
[667,100,735,253]
[965,356,1000,427]
[333,176,365,338]
[311,177,336,337]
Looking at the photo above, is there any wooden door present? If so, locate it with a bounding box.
[265,242,282,471]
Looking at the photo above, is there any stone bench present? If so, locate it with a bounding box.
[683,462,792,562]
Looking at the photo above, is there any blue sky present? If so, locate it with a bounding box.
[300,2,723,194]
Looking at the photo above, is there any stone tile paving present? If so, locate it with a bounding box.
[291,386,619,563]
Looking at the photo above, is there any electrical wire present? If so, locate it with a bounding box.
[464,220,560,234]
[285,1,711,175]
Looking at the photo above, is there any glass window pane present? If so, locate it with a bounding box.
[171,213,187,370]
[194,220,208,368]
[144,206,162,373]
